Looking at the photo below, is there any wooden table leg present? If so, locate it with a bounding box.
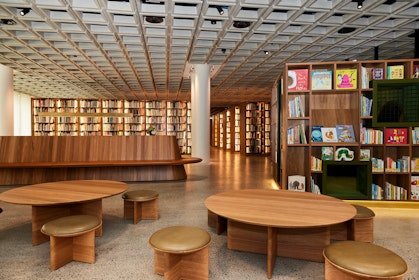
[207,210,227,235]
[31,199,103,246]
[267,227,278,279]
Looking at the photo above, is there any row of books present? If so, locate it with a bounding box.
[287,124,307,144]
[310,156,322,171]
[360,96,372,117]
[287,175,321,194]
[360,128,383,144]
[287,65,405,91]
[288,96,305,117]
[385,156,410,172]
[372,157,384,172]
[384,182,408,200]
[311,125,355,143]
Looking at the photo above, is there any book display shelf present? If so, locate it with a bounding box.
[245,102,271,154]
[32,99,192,154]
[281,58,419,201]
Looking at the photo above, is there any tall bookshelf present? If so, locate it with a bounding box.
[245,102,271,155]
[31,99,192,154]
[280,58,419,201]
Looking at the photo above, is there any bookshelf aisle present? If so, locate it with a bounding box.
[280,58,419,201]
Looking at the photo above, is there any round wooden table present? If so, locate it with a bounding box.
[205,189,356,279]
[0,180,128,245]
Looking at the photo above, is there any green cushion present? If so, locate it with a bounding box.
[149,226,211,253]
[122,190,159,202]
[352,204,375,219]
[41,215,101,237]
[324,241,408,277]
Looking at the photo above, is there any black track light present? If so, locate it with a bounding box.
[216,6,224,15]
[211,20,216,25]
[20,8,30,16]
[357,0,364,9]
[264,50,270,55]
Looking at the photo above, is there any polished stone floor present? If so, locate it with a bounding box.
[0,148,418,279]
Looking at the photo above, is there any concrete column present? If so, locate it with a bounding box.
[0,64,14,136]
[191,64,210,163]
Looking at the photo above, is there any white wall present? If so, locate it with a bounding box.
[14,92,32,136]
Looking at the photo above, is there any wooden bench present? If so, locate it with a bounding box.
[0,136,201,185]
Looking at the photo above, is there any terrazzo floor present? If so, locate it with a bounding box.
[1,148,419,280]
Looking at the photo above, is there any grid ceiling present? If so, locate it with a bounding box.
[0,0,418,107]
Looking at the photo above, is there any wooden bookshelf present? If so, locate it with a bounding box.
[280,58,419,201]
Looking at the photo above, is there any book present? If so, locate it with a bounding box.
[321,146,334,161]
[336,124,356,142]
[387,65,404,79]
[311,70,332,90]
[360,149,371,161]
[288,175,306,192]
[411,176,419,200]
[287,69,308,90]
[371,68,384,80]
[361,66,369,89]
[336,69,357,89]
[311,125,323,142]
[385,128,407,144]
[321,127,338,142]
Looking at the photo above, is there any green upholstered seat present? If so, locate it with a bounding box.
[122,190,159,202]
[41,215,101,237]
[324,241,408,277]
[149,226,211,253]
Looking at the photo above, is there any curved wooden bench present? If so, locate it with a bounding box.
[149,226,211,280]
[324,241,408,280]
[122,190,159,224]
[41,215,102,270]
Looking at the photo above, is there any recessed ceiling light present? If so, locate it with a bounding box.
[145,16,164,23]
[233,21,251,28]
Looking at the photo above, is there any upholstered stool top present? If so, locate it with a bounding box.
[324,241,408,277]
[122,190,159,202]
[149,226,211,254]
[41,215,101,237]
[352,204,375,219]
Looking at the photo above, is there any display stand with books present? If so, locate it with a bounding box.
[280,58,419,201]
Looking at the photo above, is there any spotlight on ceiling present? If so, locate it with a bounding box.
[264,50,270,55]
[216,6,224,15]
[233,21,251,28]
[20,8,30,16]
[221,48,226,54]
[356,0,364,9]
[211,20,216,25]
[145,16,164,24]
[0,18,17,25]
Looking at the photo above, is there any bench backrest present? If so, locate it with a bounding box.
[0,136,182,163]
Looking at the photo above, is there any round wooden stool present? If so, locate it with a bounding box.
[122,190,159,224]
[41,215,102,270]
[149,226,211,280]
[324,241,408,280]
[331,204,375,242]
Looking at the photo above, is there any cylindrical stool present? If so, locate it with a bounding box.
[41,215,102,270]
[122,190,159,224]
[149,226,211,280]
[331,204,375,242]
[324,241,408,280]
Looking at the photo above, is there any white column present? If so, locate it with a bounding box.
[0,65,14,136]
[191,64,210,163]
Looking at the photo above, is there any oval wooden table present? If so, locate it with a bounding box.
[205,189,356,279]
[0,180,128,245]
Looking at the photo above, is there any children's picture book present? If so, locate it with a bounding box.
[411,176,419,200]
[336,124,356,142]
[321,146,334,161]
[321,127,338,142]
[371,68,384,80]
[288,175,306,192]
[336,69,357,89]
[360,149,371,161]
[387,65,404,79]
[385,128,407,144]
[311,125,323,142]
[288,69,308,91]
[311,70,332,90]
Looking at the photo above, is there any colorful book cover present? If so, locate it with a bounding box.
[288,175,306,192]
[371,68,384,80]
[336,124,356,142]
[311,70,332,90]
[411,176,419,200]
[387,65,404,79]
[288,69,308,90]
[336,69,357,89]
[360,149,371,161]
[321,127,338,142]
[385,128,407,144]
[321,146,334,161]
[311,125,323,142]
